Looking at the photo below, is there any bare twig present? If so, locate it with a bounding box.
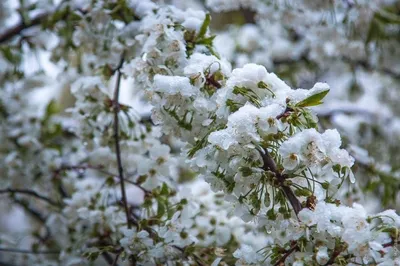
[276,107,294,120]
[0,247,59,254]
[112,55,132,229]
[0,0,69,44]
[342,56,400,80]
[12,198,54,244]
[172,245,206,266]
[317,107,379,120]
[0,188,60,207]
[382,240,400,248]
[112,252,121,266]
[55,164,118,177]
[323,245,345,266]
[102,252,120,266]
[122,178,152,195]
[274,242,299,266]
[0,12,49,43]
[12,198,46,223]
[0,261,19,266]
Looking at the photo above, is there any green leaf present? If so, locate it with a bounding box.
[197,13,211,40]
[160,183,169,196]
[44,100,60,121]
[157,199,166,218]
[366,16,385,44]
[375,9,400,25]
[264,190,271,207]
[0,47,21,64]
[196,35,216,46]
[296,89,330,108]
[295,188,313,197]
[302,111,317,129]
[84,251,100,261]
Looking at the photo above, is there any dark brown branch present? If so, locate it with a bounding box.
[172,245,206,266]
[0,260,18,266]
[259,149,303,215]
[0,0,69,44]
[102,252,119,266]
[112,252,121,266]
[0,247,59,254]
[0,188,60,207]
[317,107,378,120]
[323,245,345,266]
[122,178,152,196]
[55,164,118,177]
[324,241,351,266]
[112,55,132,229]
[274,242,299,266]
[342,56,400,80]
[13,198,46,223]
[276,107,294,120]
[12,198,55,244]
[382,240,400,248]
[0,12,49,44]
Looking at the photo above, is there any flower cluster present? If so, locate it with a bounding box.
[208,0,400,208]
[128,3,400,265]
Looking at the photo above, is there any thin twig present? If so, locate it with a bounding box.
[0,12,48,43]
[55,164,118,177]
[342,56,400,80]
[172,245,206,266]
[0,247,59,254]
[0,188,60,207]
[0,0,69,44]
[12,198,54,244]
[382,240,400,248]
[274,243,299,266]
[259,149,303,215]
[0,261,19,266]
[112,55,132,229]
[122,179,152,195]
[276,107,293,120]
[12,198,46,223]
[112,252,121,266]
[102,252,120,266]
[323,245,345,266]
[317,107,379,120]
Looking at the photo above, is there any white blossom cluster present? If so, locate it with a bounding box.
[127,2,400,265]
[0,0,399,266]
[208,0,400,208]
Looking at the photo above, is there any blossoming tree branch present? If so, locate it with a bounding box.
[0,0,399,265]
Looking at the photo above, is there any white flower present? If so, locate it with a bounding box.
[184,53,231,87]
[208,128,237,150]
[226,104,261,143]
[233,244,263,265]
[153,75,197,97]
[211,257,223,266]
[316,246,329,265]
[228,63,267,90]
[342,204,372,252]
[149,143,170,160]
[119,227,153,252]
[376,210,400,227]
[257,104,285,136]
[279,128,354,181]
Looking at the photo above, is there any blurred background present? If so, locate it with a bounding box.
[0,0,399,262]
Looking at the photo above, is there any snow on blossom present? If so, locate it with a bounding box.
[279,128,354,179]
[233,244,264,265]
[153,75,197,97]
